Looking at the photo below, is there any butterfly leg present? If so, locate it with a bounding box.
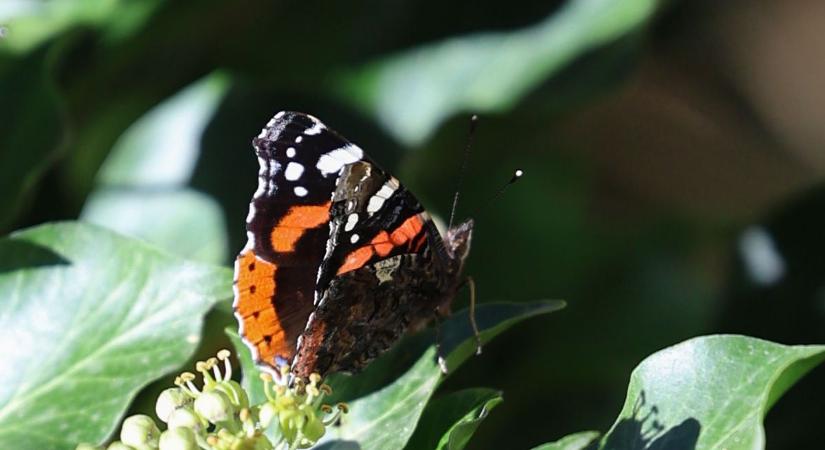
[466,276,482,355]
[433,311,449,374]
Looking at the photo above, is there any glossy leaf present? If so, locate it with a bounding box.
[532,431,601,450]
[0,222,233,450]
[81,73,230,263]
[336,0,659,145]
[95,72,229,187]
[406,388,502,450]
[82,189,227,264]
[599,335,825,450]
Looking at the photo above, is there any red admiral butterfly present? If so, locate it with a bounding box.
[233,112,474,379]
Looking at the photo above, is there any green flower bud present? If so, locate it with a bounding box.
[156,388,192,423]
[120,415,160,450]
[258,402,277,428]
[158,427,198,450]
[194,390,234,423]
[107,443,136,450]
[216,379,249,410]
[167,406,203,432]
[300,407,325,443]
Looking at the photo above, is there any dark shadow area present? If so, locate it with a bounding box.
[0,238,70,273]
[718,184,825,448]
[600,392,700,450]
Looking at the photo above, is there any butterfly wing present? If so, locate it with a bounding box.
[292,160,456,377]
[233,111,370,374]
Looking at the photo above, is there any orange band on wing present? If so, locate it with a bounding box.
[271,227,304,252]
[235,249,290,364]
[270,201,332,253]
[337,246,374,275]
[390,214,423,246]
[370,231,393,257]
[336,215,428,275]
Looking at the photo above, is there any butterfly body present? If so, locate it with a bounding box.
[233,111,472,379]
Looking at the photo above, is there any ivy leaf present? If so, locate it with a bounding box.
[93,72,229,187]
[322,301,565,450]
[599,335,825,450]
[336,0,659,145]
[81,73,230,264]
[405,388,502,450]
[532,431,601,450]
[0,222,232,450]
[0,0,162,54]
[82,189,227,264]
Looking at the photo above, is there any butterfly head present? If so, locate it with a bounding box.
[445,218,474,266]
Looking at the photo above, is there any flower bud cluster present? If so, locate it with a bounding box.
[259,367,348,449]
[76,350,347,450]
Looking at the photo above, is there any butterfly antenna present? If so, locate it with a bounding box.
[473,169,524,216]
[448,115,479,229]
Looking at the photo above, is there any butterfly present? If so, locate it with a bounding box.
[233,111,474,379]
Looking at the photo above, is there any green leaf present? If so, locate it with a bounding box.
[95,72,229,187]
[600,335,825,450]
[405,388,502,450]
[226,328,266,406]
[321,301,565,450]
[81,72,230,263]
[82,189,227,264]
[336,0,659,145]
[0,0,161,54]
[532,431,601,450]
[0,222,233,450]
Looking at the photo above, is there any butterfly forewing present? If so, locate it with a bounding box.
[233,112,368,373]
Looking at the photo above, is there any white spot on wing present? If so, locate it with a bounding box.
[366,179,398,214]
[294,186,308,197]
[367,196,385,213]
[350,234,360,243]
[304,121,324,135]
[286,147,296,158]
[345,213,358,231]
[376,183,396,198]
[285,162,304,181]
[295,136,303,143]
[316,144,364,175]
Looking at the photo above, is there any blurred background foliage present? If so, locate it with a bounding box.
[2,0,824,448]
